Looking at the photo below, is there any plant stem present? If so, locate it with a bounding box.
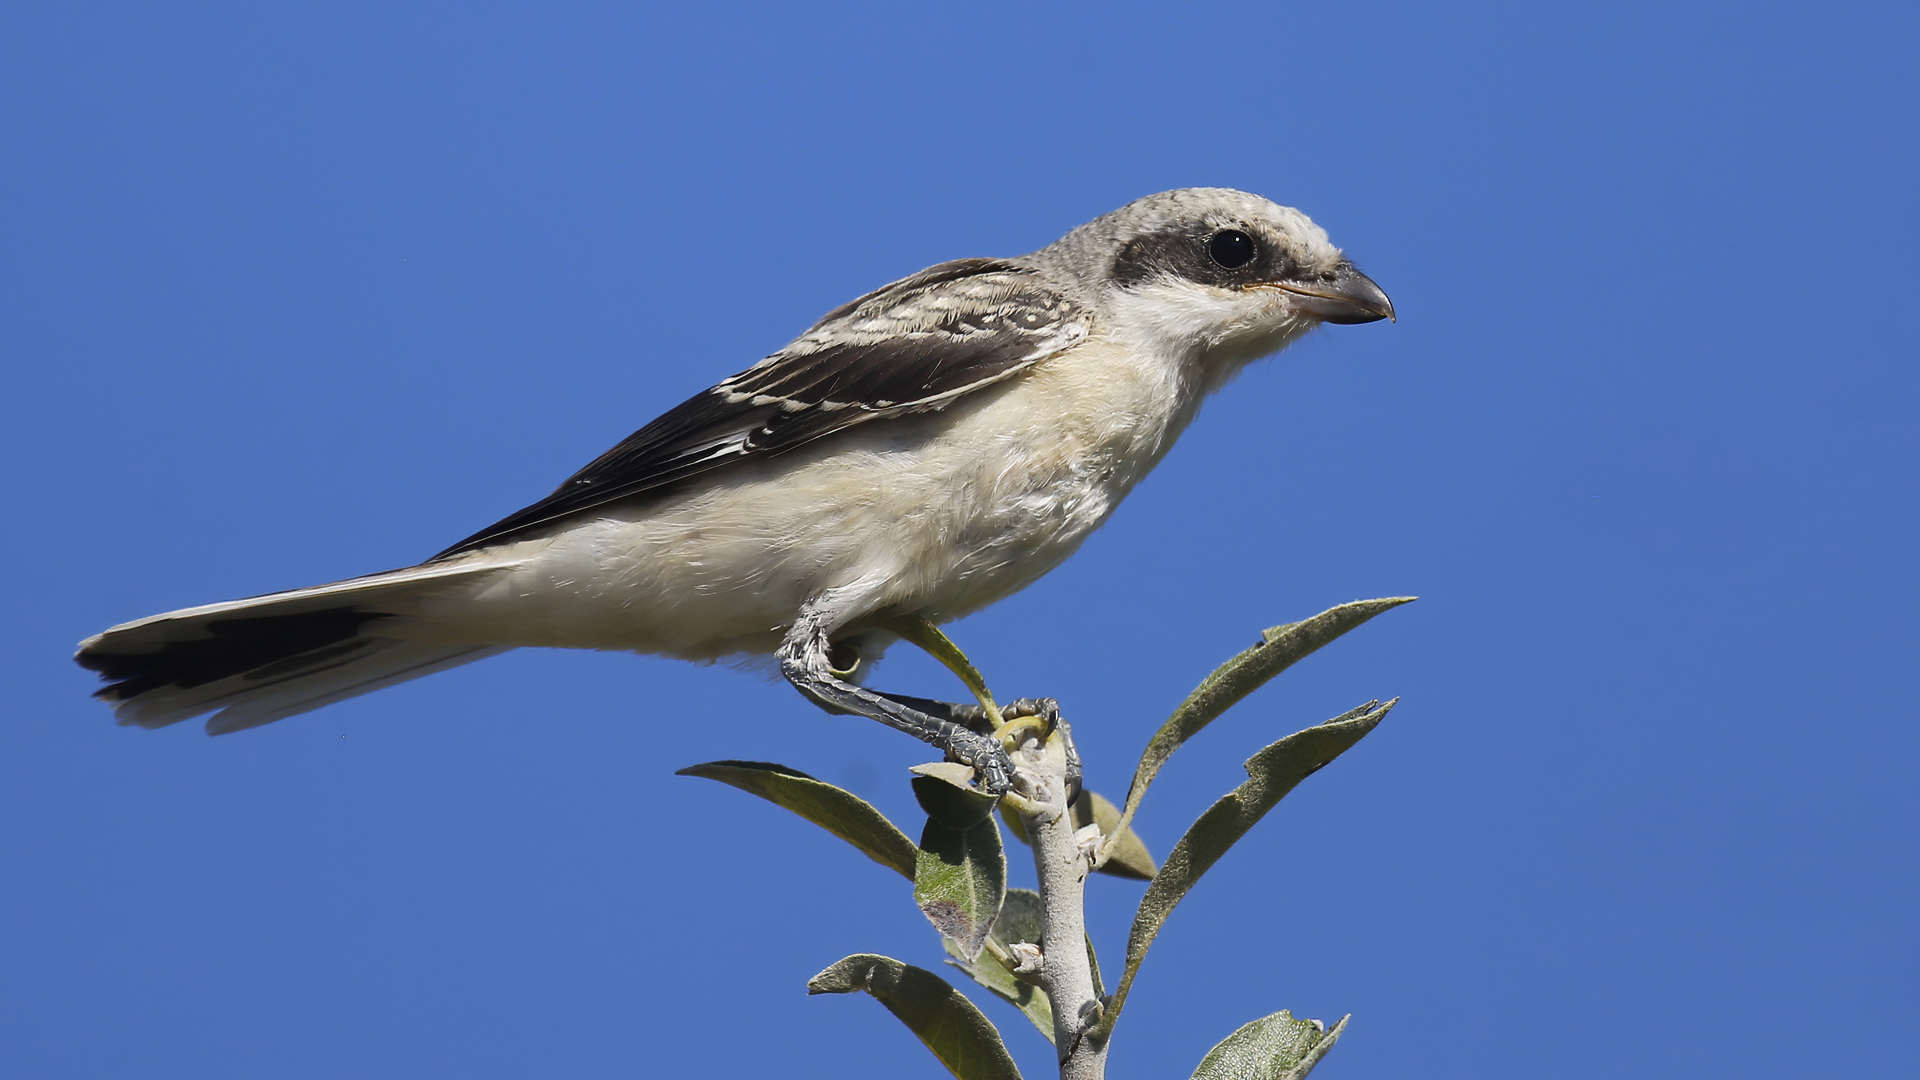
[1016,729,1108,1080]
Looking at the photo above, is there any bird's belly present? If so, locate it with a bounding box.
[391,347,1184,658]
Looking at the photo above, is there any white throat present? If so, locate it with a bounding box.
[1106,279,1318,396]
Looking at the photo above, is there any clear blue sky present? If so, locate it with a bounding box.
[3,3,1914,1077]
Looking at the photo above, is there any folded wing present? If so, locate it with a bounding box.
[435,258,1088,557]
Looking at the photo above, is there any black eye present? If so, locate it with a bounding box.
[1207,229,1256,269]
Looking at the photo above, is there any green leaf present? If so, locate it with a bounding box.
[875,615,1003,725]
[1106,598,1414,855]
[945,888,1056,1043]
[945,889,1107,1046]
[999,789,1158,881]
[676,761,916,879]
[1190,1010,1349,1080]
[914,775,1008,959]
[912,761,995,802]
[912,768,1002,830]
[809,954,1024,1080]
[1098,700,1395,1038]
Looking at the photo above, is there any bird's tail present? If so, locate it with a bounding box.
[76,560,515,734]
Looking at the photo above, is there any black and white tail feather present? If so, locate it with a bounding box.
[77,561,515,734]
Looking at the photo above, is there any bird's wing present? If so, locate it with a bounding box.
[434,258,1089,557]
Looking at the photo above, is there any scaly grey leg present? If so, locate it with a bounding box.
[778,614,1016,792]
[871,691,996,736]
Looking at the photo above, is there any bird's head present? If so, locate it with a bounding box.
[1035,187,1393,375]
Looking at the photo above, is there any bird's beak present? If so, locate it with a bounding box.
[1251,262,1395,324]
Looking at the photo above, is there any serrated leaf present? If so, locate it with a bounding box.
[676,760,916,879]
[1190,1010,1349,1080]
[1105,598,1414,856]
[1000,789,1157,881]
[945,888,1055,1043]
[809,954,1024,1080]
[1098,700,1395,1038]
[915,776,1007,958]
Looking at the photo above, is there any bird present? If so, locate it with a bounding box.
[76,187,1393,789]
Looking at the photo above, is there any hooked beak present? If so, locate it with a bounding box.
[1252,262,1395,324]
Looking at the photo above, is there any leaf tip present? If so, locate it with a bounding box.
[1343,595,1418,616]
[675,759,816,780]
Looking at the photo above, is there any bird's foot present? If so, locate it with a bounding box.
[996,697,1081,804]
[947,730,1018,794]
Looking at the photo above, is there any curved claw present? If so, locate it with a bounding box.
[999,697,1081,804]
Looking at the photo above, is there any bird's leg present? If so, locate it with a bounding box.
[874,617,1081,803]
[778,612,1016,792]
[867,691,996,736]
[803,638,995,736]
[794,671,995,736]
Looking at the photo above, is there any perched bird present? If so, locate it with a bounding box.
[76,187,1393,787]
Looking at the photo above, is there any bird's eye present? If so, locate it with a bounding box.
[1207,229,1256,269]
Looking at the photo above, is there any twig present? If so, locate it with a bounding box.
[1012,727,1109,1079]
